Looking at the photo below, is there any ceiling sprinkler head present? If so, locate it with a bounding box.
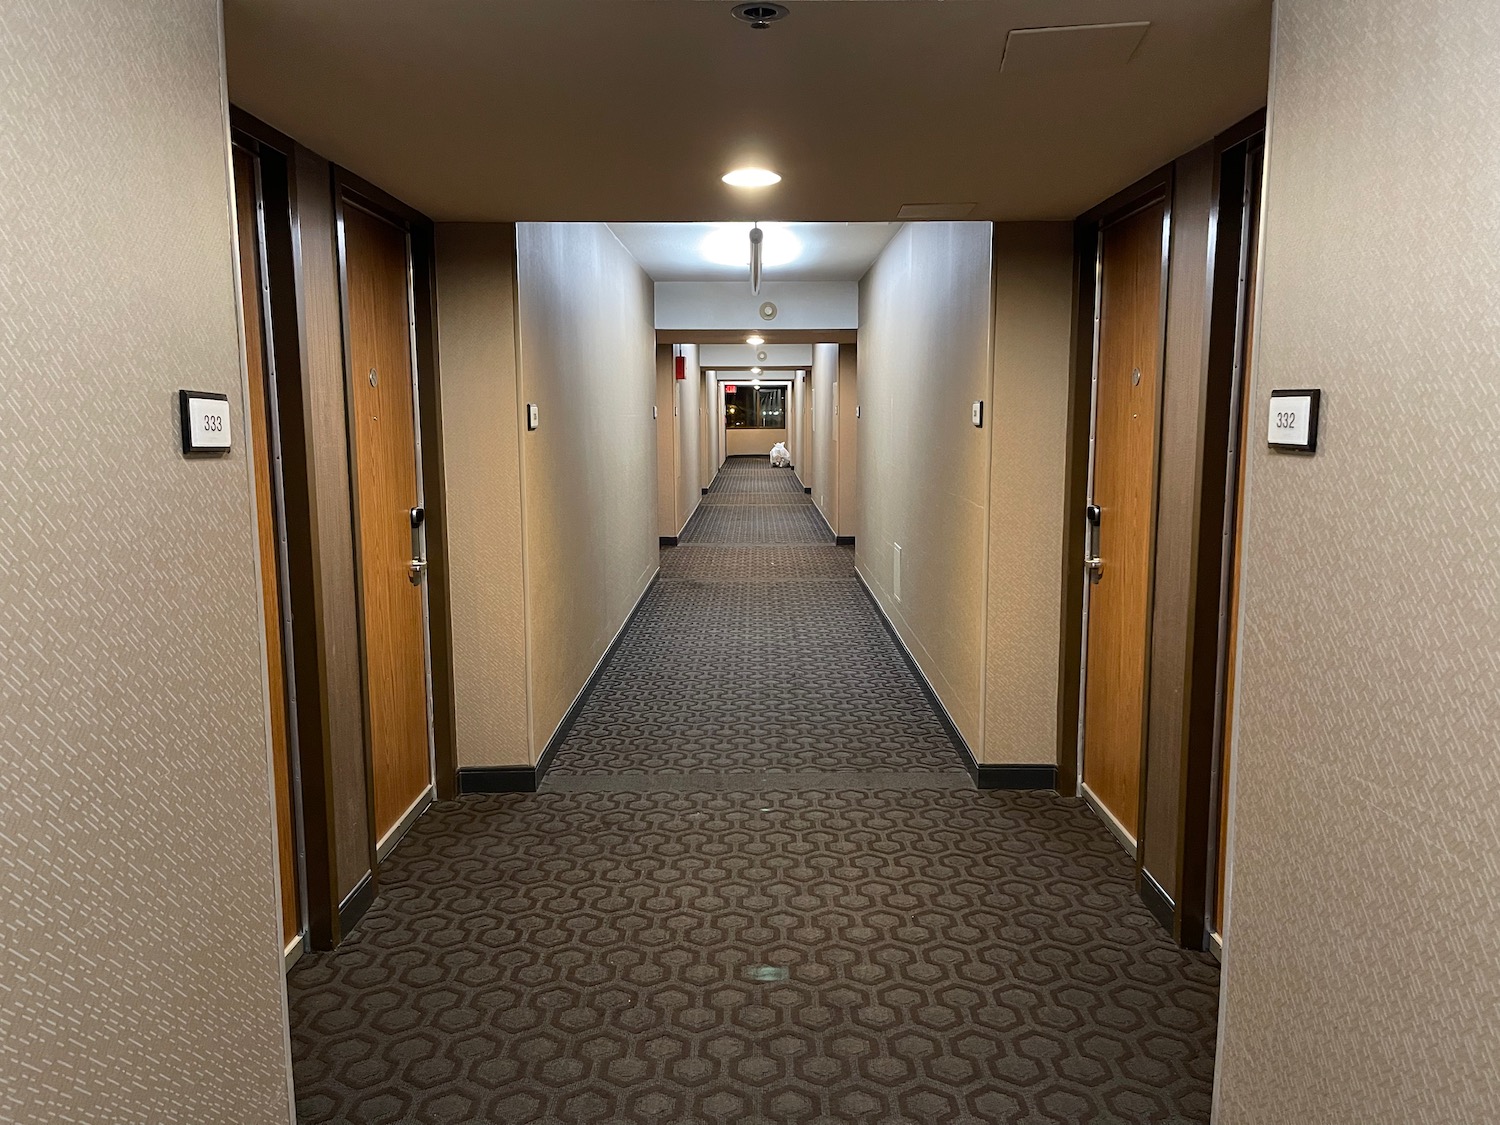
[732,3,789,30]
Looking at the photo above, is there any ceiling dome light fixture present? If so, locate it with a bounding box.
[745,335,765,346]
[751,368,762,375]
[722,167,782,188]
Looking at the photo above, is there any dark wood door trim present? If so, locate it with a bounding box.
[1175,114,1267,949]
[229,111,344,950]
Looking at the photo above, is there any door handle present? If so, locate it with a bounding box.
[1085,555,1103,573]
[408,506,427,586]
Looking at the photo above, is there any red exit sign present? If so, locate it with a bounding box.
[724,384,737,394]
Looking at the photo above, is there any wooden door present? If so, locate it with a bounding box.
[233,145,300,947]
[1082,200,1166,840]
[1216,147,1265,934]
[342,203,431,843]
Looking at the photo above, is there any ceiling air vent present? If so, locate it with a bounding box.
[732,3,790,30]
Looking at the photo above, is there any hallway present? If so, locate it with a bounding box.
[286,458,1220,1125]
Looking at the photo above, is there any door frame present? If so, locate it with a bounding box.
[1182,114,1268,951]
[331,169,458,878]
[229,111,347,950]
[230,134,309,965]
[1060,167,1175,849]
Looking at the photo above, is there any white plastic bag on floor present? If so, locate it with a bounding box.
[769,442,792,467]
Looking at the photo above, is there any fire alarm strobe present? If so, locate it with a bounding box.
[732,3,790,30]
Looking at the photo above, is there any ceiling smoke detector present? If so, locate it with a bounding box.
[732,3,790,30]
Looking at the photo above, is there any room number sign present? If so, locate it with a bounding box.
[1267,388,1320,453]
[179,390,232,454]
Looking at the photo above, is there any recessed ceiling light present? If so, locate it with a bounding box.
[746,335,765,346]
[751,368,762,375]
[723,167,782,188]
[699,223,801,268]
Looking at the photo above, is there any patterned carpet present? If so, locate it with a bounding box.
[286,457,1220,1124]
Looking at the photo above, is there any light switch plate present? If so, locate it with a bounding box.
[527,403,540,431]
[972,401,984,427]
[653,405,658,419]
[1267,389,1319,452]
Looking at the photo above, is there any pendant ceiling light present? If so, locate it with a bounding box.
[749,224,764,295]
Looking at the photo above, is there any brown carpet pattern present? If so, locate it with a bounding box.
[286,456,1220,1124]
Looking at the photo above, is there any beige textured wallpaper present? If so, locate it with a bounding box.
[837,345,860,539]
[515,223,658,758]
[1214,1,1500,1121]
[983,223,1075,767]
[655,345,677,537]
[0,1,294,1121]
[434,224,531,769]
[675,344,702,531]
[856,222,994,748]
[726,427,789,459]
[811,343,839,528]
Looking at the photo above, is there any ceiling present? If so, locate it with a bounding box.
[224,0,1271,223]
[610,222,899,281]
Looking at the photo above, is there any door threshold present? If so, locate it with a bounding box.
[1081,782,1138,858]
[376,785,434,863]
[284,930,307,972]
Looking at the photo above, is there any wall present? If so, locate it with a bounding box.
[656,281,857,330]
[810,343,840,527]
[434,224,530,769]
[515,223,658,759]
[856,222,994,746]
[699,343,813,368]
[674,345,702,529]
[1214,1,1500,1121]
[983,223,1075,767]
[837,344,859,539]
[725,427,789,458]
[0,1,294,1121]
[704,368,721,475]
[791,371,806,472]
[655,345,677,536]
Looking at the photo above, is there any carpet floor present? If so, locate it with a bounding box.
[287,456,1220,1124]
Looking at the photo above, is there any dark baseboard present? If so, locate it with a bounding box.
[1139,868,1176,933]
[835,535,855,546]
[659,535,678,546]
[458,765,539,794]
[338,872,377,937]
[975,763,1060,790]
[853,571,1056,791]
[804,486,811,494]
[458,574,659,797]
[702,487,709,495]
